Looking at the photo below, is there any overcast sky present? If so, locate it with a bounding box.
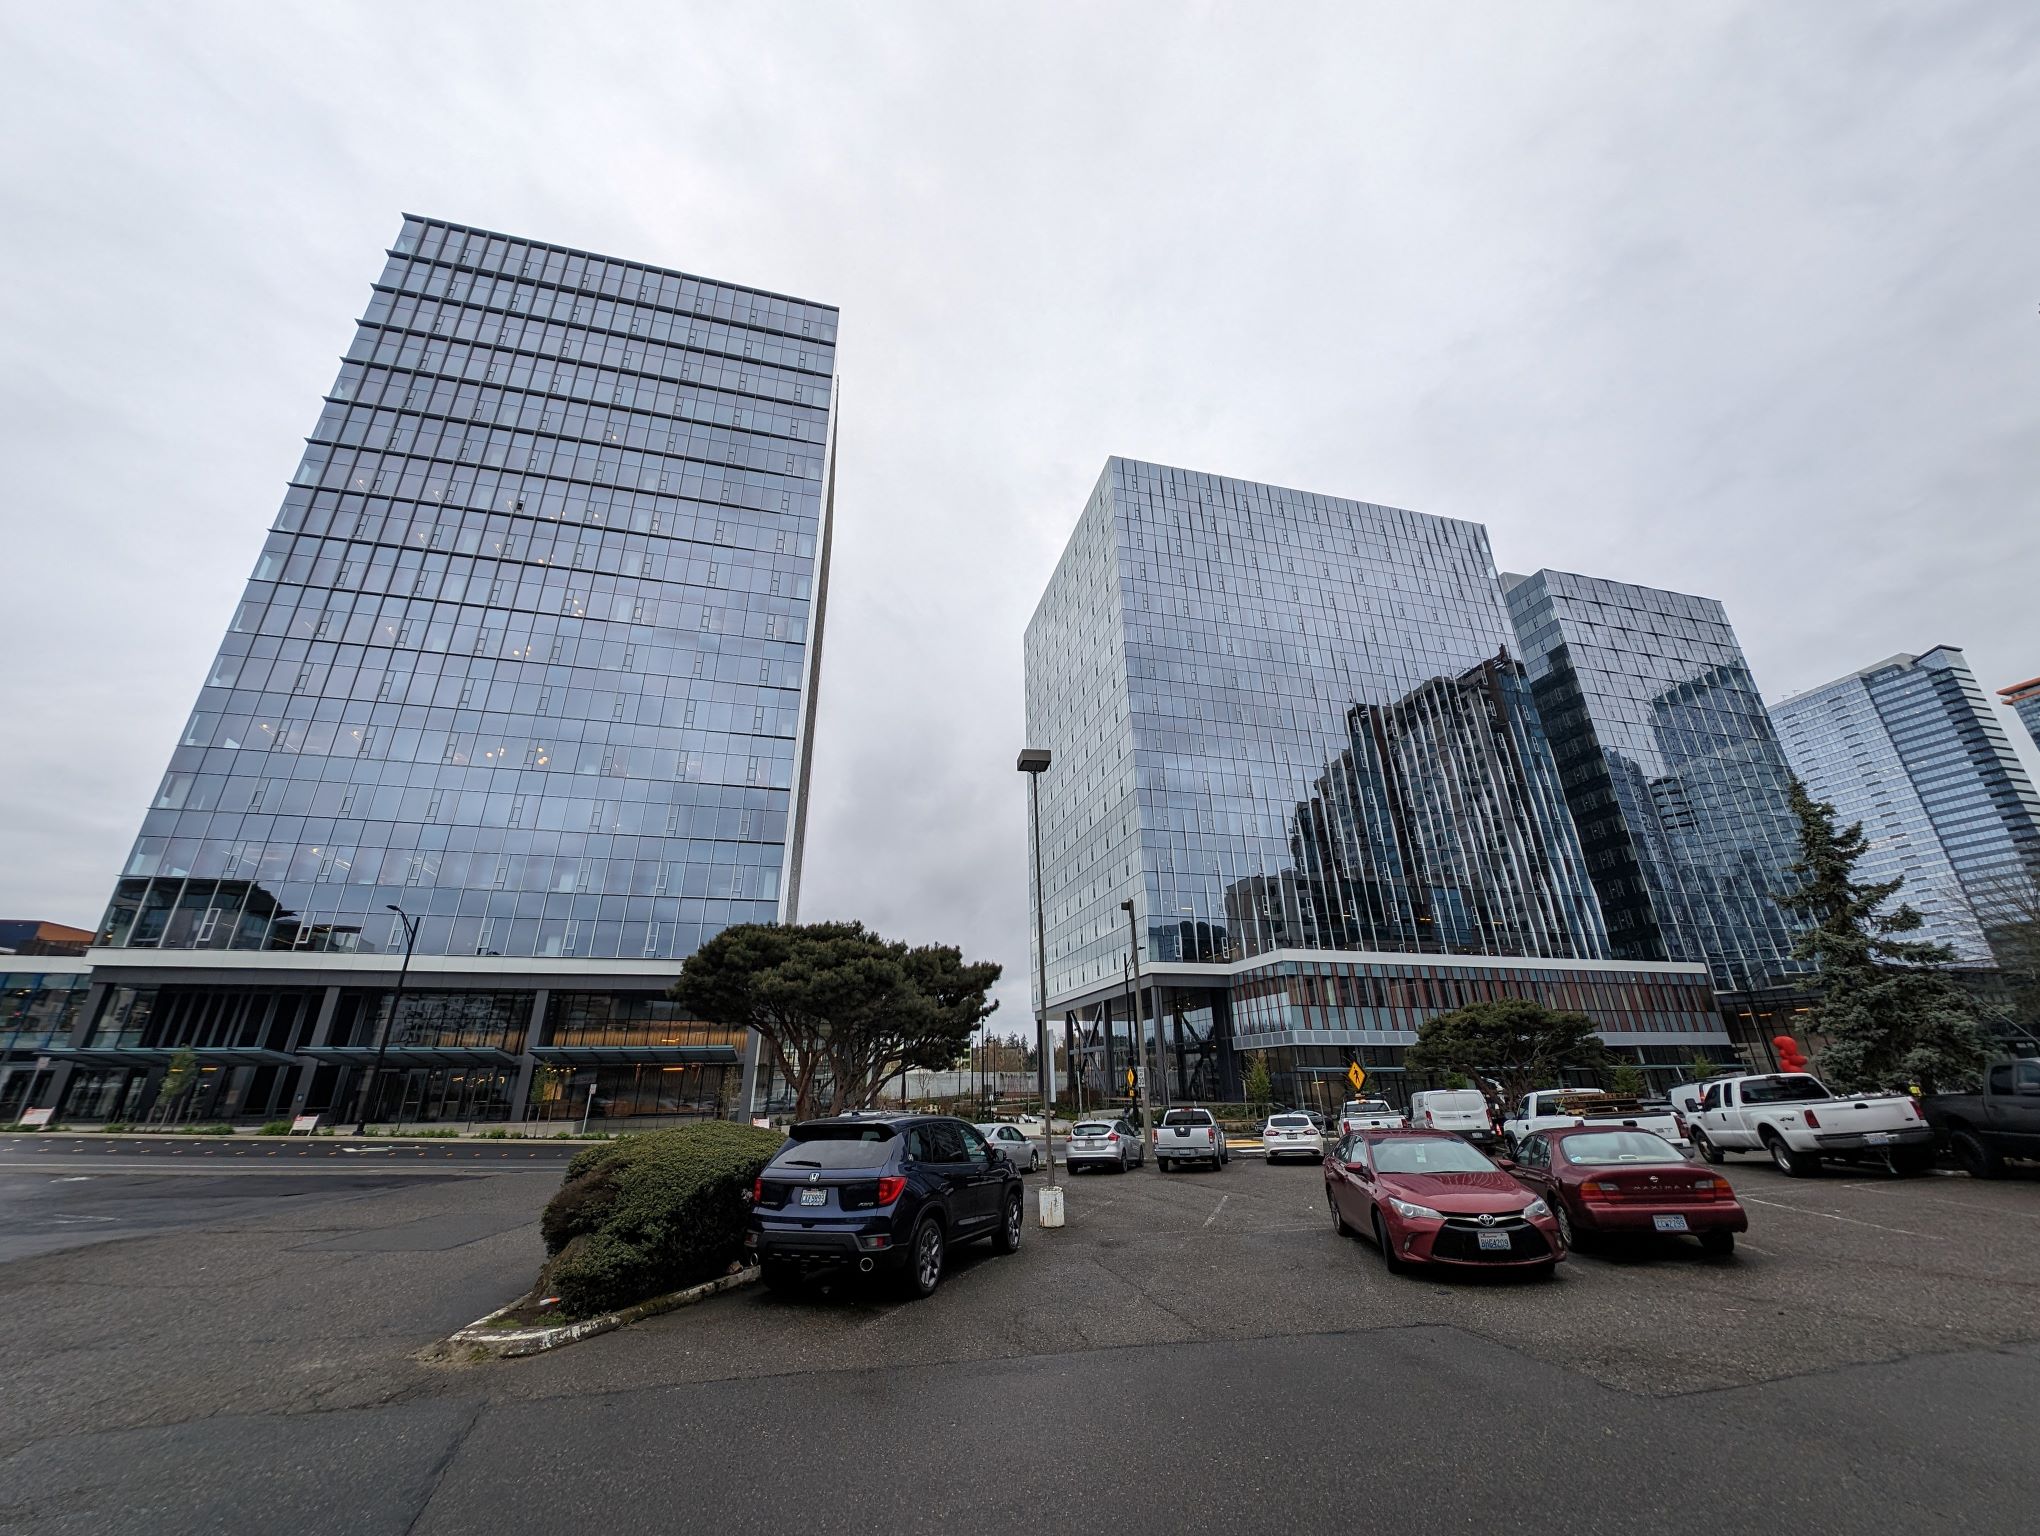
[2,1,2035,1028]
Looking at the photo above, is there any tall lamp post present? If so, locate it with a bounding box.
[1016,748,1058,1200]
[355,903,418,1136]
[1122,897,1158,1172]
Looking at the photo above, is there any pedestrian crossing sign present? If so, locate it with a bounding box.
[1347,1061,1367,1092]
[1124,1067,1137,1095]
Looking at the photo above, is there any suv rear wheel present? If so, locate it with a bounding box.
[993,1188,1023,1254]
[900,1216,945,1300]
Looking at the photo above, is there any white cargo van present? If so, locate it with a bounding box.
[1407,1089,1497,1149]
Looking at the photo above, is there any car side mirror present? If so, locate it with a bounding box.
[1493,1157,1518,1171]
[1346,1161,1371,1180]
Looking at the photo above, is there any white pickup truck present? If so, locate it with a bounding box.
[1501,1089,1687,1155]
[1690,1072,1933,1176]
[1155,1107,1228,1172]
[1337,1098,1408,1136]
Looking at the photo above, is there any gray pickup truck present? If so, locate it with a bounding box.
[1155,1107,1228,1171]
[1924,1058,2040,1177]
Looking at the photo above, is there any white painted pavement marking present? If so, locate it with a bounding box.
[1738,1193,1939,1239]
[1202,1194,1231,1228]
[1834,1181,2040,1221]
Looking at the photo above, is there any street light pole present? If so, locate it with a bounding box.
[1016,749,1057,1197]
[355,904,418,1136]
[1122,897,1157,1173]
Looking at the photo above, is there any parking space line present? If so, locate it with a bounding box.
[1202,1194,1230,1228]
[1833,1182,2040,1221]
[1739,1193,1939,1238]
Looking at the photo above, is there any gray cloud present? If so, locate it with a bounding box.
[1,1,2034,1034]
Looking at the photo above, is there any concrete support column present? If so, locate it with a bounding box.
[45,980,111,1118]
[508,988,545,1123]
[737,1027,763,1122]
[290,986,343,1114]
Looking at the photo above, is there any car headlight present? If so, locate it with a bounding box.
[1524,1199,1550,1220]
[1387,1197,1442,1221]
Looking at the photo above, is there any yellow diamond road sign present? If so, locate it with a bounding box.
[1347,1062,1367,1092]
[1124,1067,1137,1094]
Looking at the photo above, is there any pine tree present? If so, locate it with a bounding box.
[1778,781,1990,1093]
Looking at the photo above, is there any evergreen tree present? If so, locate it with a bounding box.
[1242,1051,1273,1117]
[1778,781,1990,1093]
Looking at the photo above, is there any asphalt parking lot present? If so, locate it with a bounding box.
[2,1135,2037,1534]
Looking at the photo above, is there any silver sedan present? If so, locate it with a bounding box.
[977,1122,1044,1172]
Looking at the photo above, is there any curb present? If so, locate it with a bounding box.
[424,1266,760,1361]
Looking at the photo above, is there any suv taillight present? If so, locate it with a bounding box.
[876,1175,906,1205]
[751,1176,763,1203]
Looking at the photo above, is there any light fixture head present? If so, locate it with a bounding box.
[1016,748,1051,774]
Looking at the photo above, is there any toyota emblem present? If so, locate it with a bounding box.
[1476,1213,1497,1227]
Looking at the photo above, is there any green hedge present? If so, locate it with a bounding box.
[538,1121,785,1317]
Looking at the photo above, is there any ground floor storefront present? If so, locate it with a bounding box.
[1052,947,1736,1113]
[25,954,753,1129]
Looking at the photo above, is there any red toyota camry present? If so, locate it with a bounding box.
[1323,1129,1562,1276]
[1506,1126,1745,1257]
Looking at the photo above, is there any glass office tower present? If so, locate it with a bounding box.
[1023,459,1726,1108]
[48,216,837,1128]
[2003,675,2040,756]
[1502,570,1808,994]
[1771,648,2040,965]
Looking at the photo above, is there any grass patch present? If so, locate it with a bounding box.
[255,1120,294,1136]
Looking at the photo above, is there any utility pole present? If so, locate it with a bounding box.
[1122,898,1158,1172]
[356,903,418,1136]
[1016,748,1059,1207]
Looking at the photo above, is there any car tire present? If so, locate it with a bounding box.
[1949,1129,2000,1180]
[993,1188,1023,1254]
[1372,1209,1405,1274]
[1530,1261,1558,1281]
[1693,1130,1725,1165]
[1763,1130,1819,1177]
[1030,1150,1041,1172]
[1552,1199,1580,1251]
[899,1216,945,1300]
[1328,1185,1351,1236]
[1699,1231,1735,1260]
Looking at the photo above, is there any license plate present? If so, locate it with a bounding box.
[1865,1132,1892,1146]
[1078,1140,1100,1150]
[1477,1231,1512,1251]
[798,1188,827,1207]
[1653,1213,1689,1232]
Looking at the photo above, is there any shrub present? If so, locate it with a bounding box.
[256,1120,294,1136]
[538,1121,784,1317]
[167,1123,235,1136]
[478,1127,511,1139]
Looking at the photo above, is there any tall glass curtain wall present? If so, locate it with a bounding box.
[98,216,836,964]
[1771,649,2040,964]
[1503,571,1807,991]
[1023,459,1611,1009]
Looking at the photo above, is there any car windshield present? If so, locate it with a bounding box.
[1739,1075,1829,1105]
[1269,1115,1310,1128]
[1370,1138,1495,1174]
[1074,1123,1114,1136]
[1163,1110,1212,1126]
[775,1125,897,1169]
[1559,1132,1686,1166]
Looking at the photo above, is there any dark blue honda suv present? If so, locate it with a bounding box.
[746,1113,1025,1299]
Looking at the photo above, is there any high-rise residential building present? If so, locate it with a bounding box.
[1501,571,1808,1000]
[43,215,837,1128]
[2002,675,2040,756]
[1770,648,2040,964]
[1023,458,1727,1107]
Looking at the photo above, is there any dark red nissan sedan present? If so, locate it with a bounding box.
[1507,1126,1746,1257]
[1323,1129,1562,1276]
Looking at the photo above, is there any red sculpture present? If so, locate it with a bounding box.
[1773,1034,1809,1073]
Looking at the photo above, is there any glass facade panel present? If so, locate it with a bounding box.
[1503,569,1808,991]
[1772,647,2040,963]
[94,215,837,964]
[1023,458,1609,1011]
